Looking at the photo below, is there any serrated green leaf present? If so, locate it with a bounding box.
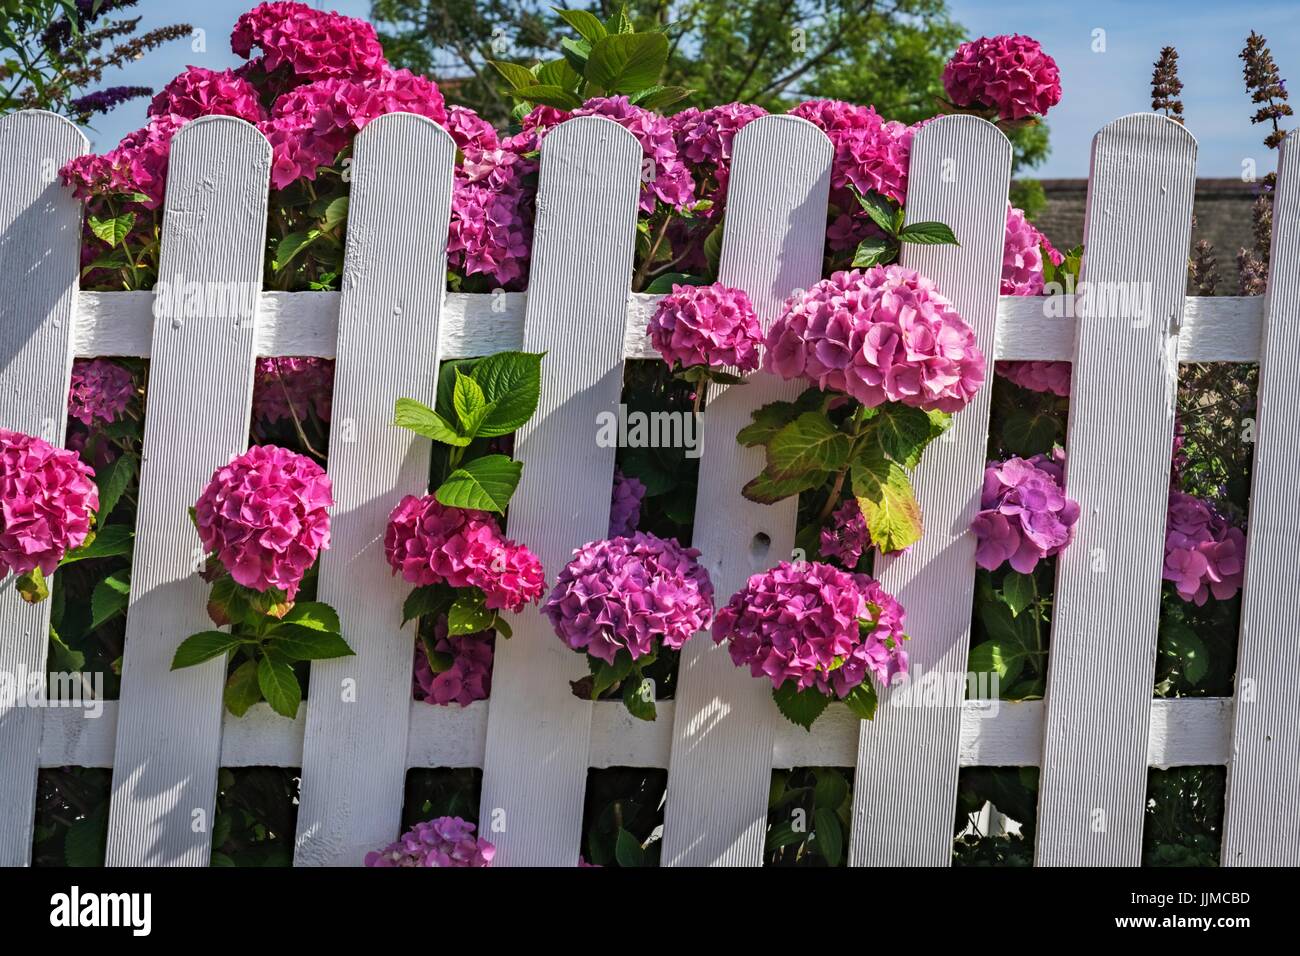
[87,212,135,248]
[448,591,494,635]
[767,412,852,479]
[94,453,135,523]
[507,83,584,110]
[277,601,341,634]
[813,768,849,810]
[535,56,581,89]
[812,807,843,866]
[393,397,472,446]
[585,33,668,94]
[89,570,130,632]
[702,219,724,276]
[868,403,936,469]
[268,627,354,661]
[489,59,538,90]
[622,674,657,720]
[898,220,959,245]
[772,681,830,731]
[16,566,47,603]
[560,36,592,73]
[968,639,1026,688]
[223,658,262,717]
[590,649,635,698]
[614,828,645,866]
[59,524,133,565]
[402,584,453,626]
[257,654,301,718]
[842,681,879,721]
[643,271,707,294]
[633,85,691,110]
[171,630,240,669]
[851,189,899,235]
[852,236,893,268]
[322,196,348,231]
[554,8,607,42]
[469,350,543,437]
[435,455,523,513]
[272,230,319,272]
[741,467,826,505]
[452,369,493,437]
[1001,572,1035,617]
[850,450,923,554]
[1001,407,1060,457]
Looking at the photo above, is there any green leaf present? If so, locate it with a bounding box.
[813,768,849,810]
[702,219,725,275]
[435,454,523,513]
[559,37,592,74]
[590,650,635,698]
[257,654,302,719]
[402,585,453,626]
[171,630,241,670]
[614,828,645,867]
[622,674,657,721]
[851,189,899,235]
[741,467,826,505]
[868,403,937,469]
[1001,572,1035,617]
[643,272,707,294]
[584,32,668,94]
[59,524,133,565]
[469,350,544,437]
[393,397,472,447]
[493,614,513,639]
[850,450,923,554]
[268,628,354,661]
[448,592,495,635]
[898,221,959,245]
[507,83,584,110]
[633,85,691,110]
[488,59,538,90]
[322,196,348,231]
[606,6,634,34]
[772,681,830,731]
[89,570,130,632]
[94,453,135,523]
[813,807,843,866]
[554,8,607,43]
[272,230,319,272]
[16,567,47,603]
[277,601,341,634]
[851,236,894,268]
[223,659,262,717]
[87,212,135,248]
[535,56,581,89]
[968,639,1026,688]
[766,821,805,852]
[1001,407,1060,457]
[842,681,879,721]
[452,369,493,437]
[766,412,852,479]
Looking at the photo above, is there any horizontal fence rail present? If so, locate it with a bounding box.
[2,106,1297,868]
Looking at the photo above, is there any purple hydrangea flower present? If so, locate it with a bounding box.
[820,498,870,567]
[971,450,1079,573]
[1163,491,1246,604]
[608,468,645,538]
[364,816,494,867]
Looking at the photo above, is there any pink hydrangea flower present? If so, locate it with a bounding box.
[647,282,763,372]
[943,34,1062,121]
[68,359,136,427]
[252,357,333,424]
[194,444,332,598]
[712,561,908,696]
[445,105,500,153]
[384,495,545,613]
[544,533,715,665]
[448,145,535,289]
[0,429,98,577]
[61,113,184,208]
[670,102,767,204]
[412,616,493,707]
[995,360,1071,397]
[148,66,266,124]
[572,97,696,213]
[608,468,645,538]
[820,498,870,567]
[232,1,387,83]
[765,265,986,413]
[364,816,494,867]
[1163,491,1246,604]
[972,450,1079,573]
[1002,204,1064,295]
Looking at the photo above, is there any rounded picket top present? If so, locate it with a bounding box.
[732,111,835,164]
[353,109,457,162]
[1091,111,1199,159]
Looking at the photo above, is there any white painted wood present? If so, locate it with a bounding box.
[1035,114,1197,867]
[292,114,457,866]
[848,115,1012,867]
[661,115,833,867]
[0,110,87,866]
[104,116,272,866]
[1222,132,1300,867]
[477,116,642,866]
[1149,697,1232,769]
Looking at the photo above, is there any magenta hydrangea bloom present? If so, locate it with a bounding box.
[412,616,493,707]
[971,450,1079,573]
[0,429,98,577]
[445,104,500,153]
[608,468,645,538]
[232,1,387,83]
[765,265,986,412]
[670,102,767,204]
[61,113,183,208]
[252,357,333,424]
[572,97,696,213]
[384,495,545,613]
[544,533,715,665]
[1002,204,1064,295]
[711,561,908,696]
[995,360,1071,397]
[364,816,494,867]
[448,144,535,289]
[1163,491,1246,605]
[68,359,135,427]
[820,498,870,567]
[647,282,763,372]
[943,34,1062,122]
[194,444,332,598]
[148,66,266,124]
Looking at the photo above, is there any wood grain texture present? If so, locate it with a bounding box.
[661,115,832,867]
[0,110,87,866]
[292,115,456,866]
[1221,131,1300,867]
[105,117,271,866]
[848,115,1012,867]
[1035,114,1197,866]
[476,117,641,865]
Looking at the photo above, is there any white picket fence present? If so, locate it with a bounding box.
[0,106,1296,868]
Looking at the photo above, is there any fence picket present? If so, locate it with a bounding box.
[846,115,1012,866]
[104,117,271,865]
[0,110,87,866]
[1035,114,1197,866]
[292,114,456,866]
[477,117,642,865]
[659,115,832,867]
[1221,131,1300,866]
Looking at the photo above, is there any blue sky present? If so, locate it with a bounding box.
[86,0,1300,178]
